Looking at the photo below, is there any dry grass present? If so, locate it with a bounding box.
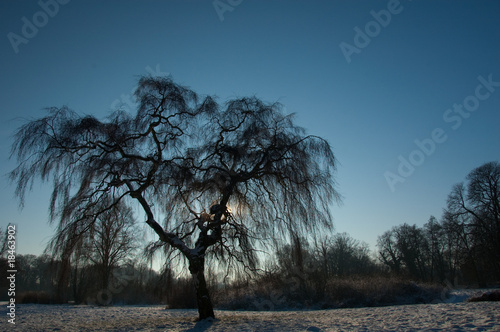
[213,275,445,310]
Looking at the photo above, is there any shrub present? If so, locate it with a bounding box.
[467,290,500,302]
[212,274,444,310]
[17,291,59,304]
[320,276,436,308]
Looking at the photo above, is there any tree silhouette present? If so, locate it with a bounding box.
[10,76,339,319]
[444,161,500,285]
[45,197,139,304]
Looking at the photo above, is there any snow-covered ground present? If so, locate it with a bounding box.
[1,291,499,331]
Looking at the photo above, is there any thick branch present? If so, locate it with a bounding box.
[125,180,191,258]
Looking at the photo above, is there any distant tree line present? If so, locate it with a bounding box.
[3,231,441,309]
[377,161,500,286]
[0,252,164,305]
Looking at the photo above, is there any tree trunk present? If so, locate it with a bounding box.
[57,257,71,304]
[189,259,215,320]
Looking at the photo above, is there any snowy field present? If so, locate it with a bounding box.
[2,291,499,331]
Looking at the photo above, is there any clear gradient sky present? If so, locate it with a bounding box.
[1,0,499,257]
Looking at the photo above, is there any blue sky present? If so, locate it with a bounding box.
[1,0,499,257]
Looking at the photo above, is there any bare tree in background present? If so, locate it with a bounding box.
[10,76,339,320]
[45,197,139,303]
[424,216,446,282]
[377,228,402,274]
[444,161,500,285]
[84,201,138,294]
[378,224,429,280]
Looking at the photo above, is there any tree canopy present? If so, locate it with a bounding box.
[10,76,339,319]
